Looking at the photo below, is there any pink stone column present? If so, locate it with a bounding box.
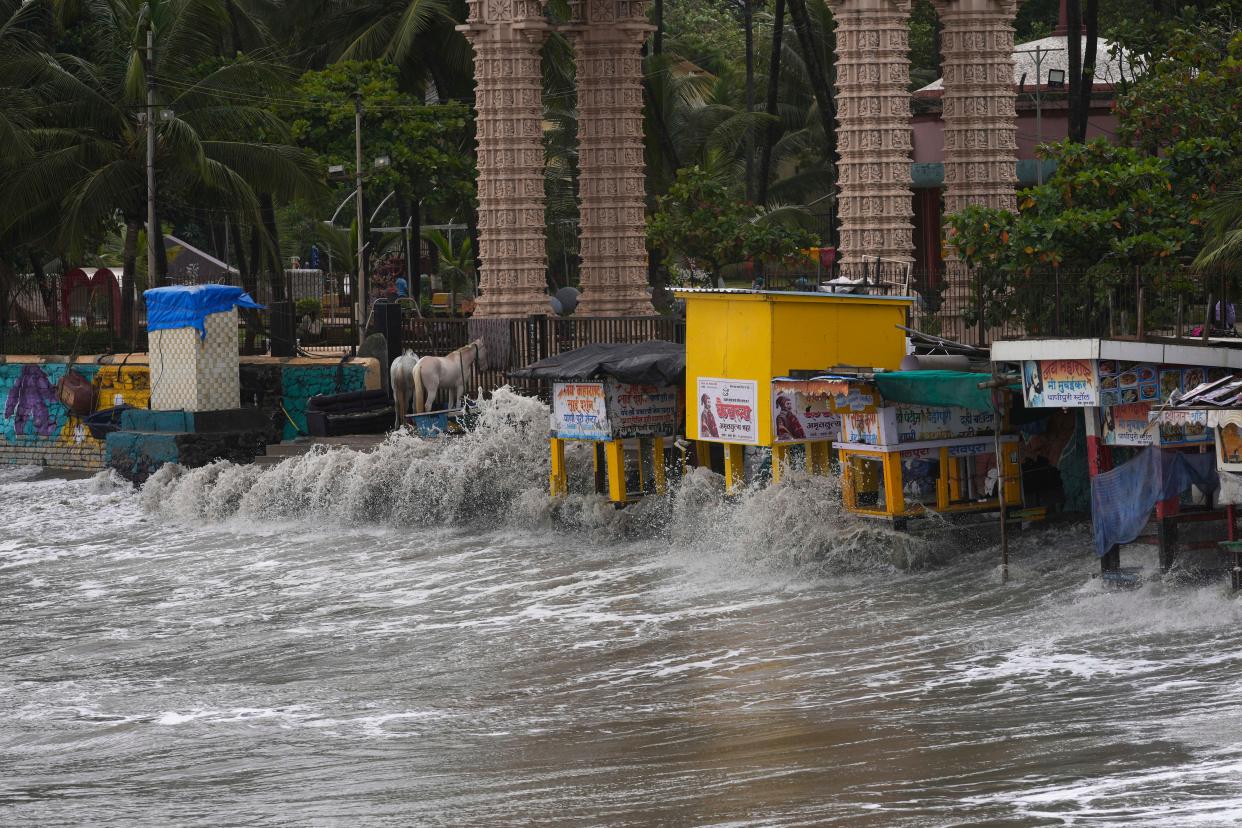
[934,0,1019,337]
[458,1,551,317]
[567,5,654,316]
[828,0,915,280]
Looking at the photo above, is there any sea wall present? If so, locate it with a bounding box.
[0,355,377,471]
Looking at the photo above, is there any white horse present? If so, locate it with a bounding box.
[390,349,421,428]
[413,338,486,413]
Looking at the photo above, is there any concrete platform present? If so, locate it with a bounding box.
[253,434,390,466]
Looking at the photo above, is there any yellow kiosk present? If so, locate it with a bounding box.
[676,288,913,490]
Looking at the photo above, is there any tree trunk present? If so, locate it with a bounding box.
[1070,0,1098,143]
[654,0,664,54]
[786,0,836,163]
[411,199,422,303]
[29,252,57,328]
[231,214,259,350]
[757,0,786,208]
[1066,0,1082,141]
[743,0,755,202]
[121,217,140,346]
[152,211,169,286]
[260,193,285,301]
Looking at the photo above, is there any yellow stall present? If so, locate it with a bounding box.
[676,288,913,489]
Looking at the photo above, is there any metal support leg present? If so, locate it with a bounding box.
[723,443,745,493]
[549,437,568,497]
[652,436,667,495]
[771,444,790,484]
[593,442,607,495]
[604,439,627,503]
[809,442,830,475]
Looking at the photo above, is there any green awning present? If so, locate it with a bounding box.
[873,371,999,412]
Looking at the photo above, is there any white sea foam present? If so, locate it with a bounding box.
[138,387,926,575]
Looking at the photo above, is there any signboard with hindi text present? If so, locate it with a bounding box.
[1022,359,1099,407]
[551,382,610,440]
[696,377,759,444]
[605,382,677,439]
[1101,401,1156,446]
[770,379,845,444]
[551,381,678,441]
[891,403,996,442]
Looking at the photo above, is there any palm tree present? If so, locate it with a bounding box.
[4,0,322,339]
[328,0,472,101]
[1195,184,1242,270]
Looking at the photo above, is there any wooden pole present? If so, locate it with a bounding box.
[982,371,1010,583]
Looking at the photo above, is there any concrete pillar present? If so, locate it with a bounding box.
[567,8,654,315]
[149,307,240,411]
[458,2,550,318]
[827,0,915,279]
[934,0,1019,336]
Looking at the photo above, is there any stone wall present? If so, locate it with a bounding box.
[0,361,151,471]
[0,356,376,472]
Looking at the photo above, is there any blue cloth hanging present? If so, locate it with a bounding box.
[1090,447,1218,556]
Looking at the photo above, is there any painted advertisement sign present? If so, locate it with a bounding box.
[770,382,842,444]
[1022,359,1099,407]
[697,377,758,444]
[1101,401,1156,446]
[551,381,610,440]
[1155,409,1210,445]
[892,404,996,442]
[842,411,884,445]
[606,382,677,438]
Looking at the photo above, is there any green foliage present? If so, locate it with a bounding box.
[286,61,474,216]
[295,297,322,319]
[1116,27,1242,155]
[944,20,1242,332]
[662,0,746,76]
[1,326,143,356]
[647,166,818,282]
[421,228,474,295]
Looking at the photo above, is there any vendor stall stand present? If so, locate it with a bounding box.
[770,370,1022,526]
[512,342,683,505]
[992,338,1242,577]
[675,288,913,491]
[1159,374,1242,587]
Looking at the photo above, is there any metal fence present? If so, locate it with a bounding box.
[402,314,686,399]
[908,267,1233,346]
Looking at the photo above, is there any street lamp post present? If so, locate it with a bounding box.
[1017,44,1064,186]
[353,91,366,347]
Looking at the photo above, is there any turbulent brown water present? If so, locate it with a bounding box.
[4,390,1242,826]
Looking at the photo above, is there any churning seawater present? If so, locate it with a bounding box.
[4,390,1242,827]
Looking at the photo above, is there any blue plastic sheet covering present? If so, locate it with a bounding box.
[144,285,263,338]
[1090,447,1218,556]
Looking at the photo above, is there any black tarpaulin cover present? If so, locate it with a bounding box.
[511,341,685,386]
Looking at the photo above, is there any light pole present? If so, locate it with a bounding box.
[1017,44,1064,186]
[353,91,366,347]
[146,26,157,292]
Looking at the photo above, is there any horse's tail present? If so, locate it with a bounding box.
[413,359,425,414]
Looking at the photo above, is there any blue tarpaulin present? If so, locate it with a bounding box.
[1090,447,1218,556]
[144,285,263,338]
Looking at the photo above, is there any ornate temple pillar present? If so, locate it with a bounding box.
[827,0,915,279]
[458,0,550,317]
[565,1,654,316]
[934,0,1019,323]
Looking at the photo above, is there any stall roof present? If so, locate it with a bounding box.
[1168,375,1242,408]
[510,341,685,386]
[673,288,914,304]
[991,337,1242,369]
[872,370,999,412]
